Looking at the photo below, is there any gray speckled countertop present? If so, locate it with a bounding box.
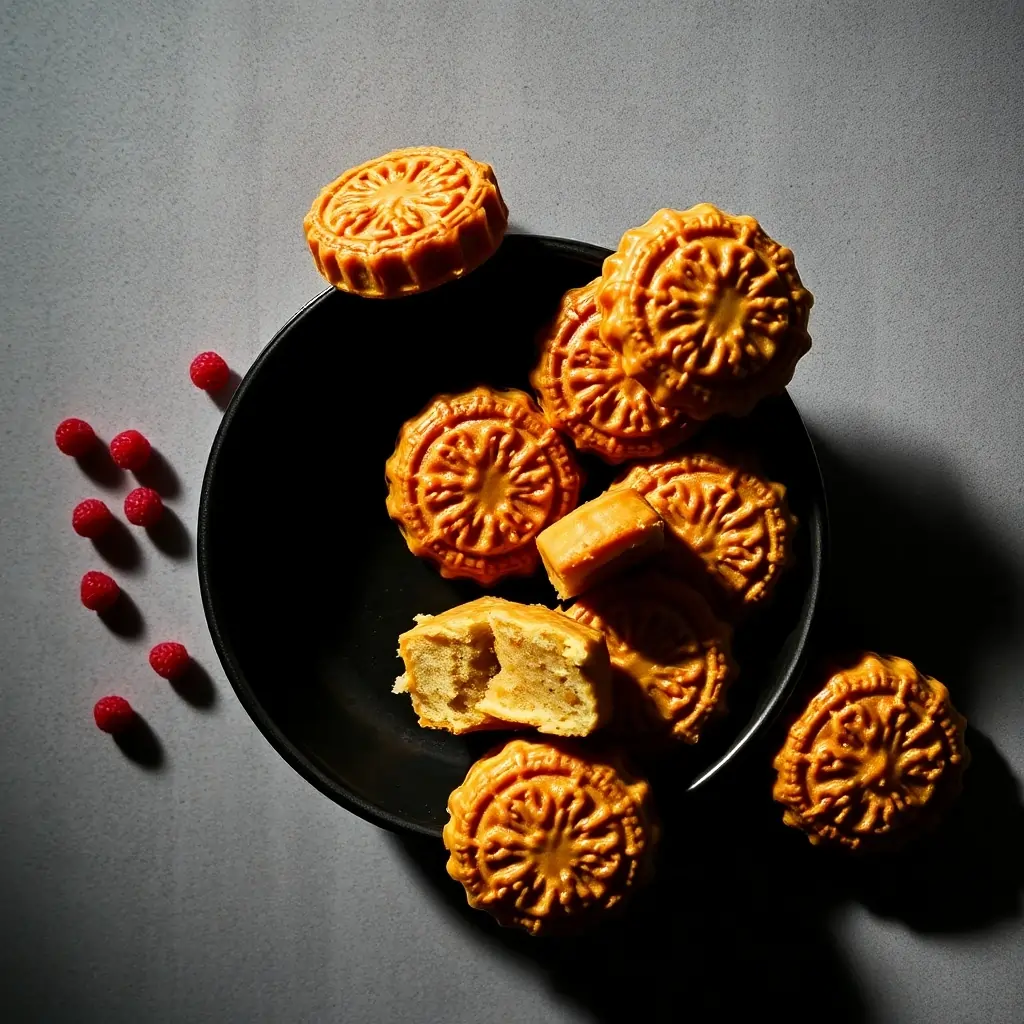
[2,1,1022,1021]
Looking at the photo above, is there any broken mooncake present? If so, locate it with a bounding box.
[394,597,612,736]
[567,569,736,744]
[386,386,582,586]
[772,653,969,851]
[597,203,813,419]
[530,278,694,463]
[612,451,794,608]
[443,738,658,935]
[303,146,508,298]
[536,488,664,600]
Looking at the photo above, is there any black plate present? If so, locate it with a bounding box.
[198,234,827,837]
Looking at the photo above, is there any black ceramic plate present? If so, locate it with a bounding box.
[198,234,827,837]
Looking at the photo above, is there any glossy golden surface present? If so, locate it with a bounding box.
[530,278,693,463]
[597,204,812,418]
[612,452,793,607]
[304,146,507,297]
[567,570,735,743]
[444,739,657,935]
[773,654,969,851]
[386,387,581,585]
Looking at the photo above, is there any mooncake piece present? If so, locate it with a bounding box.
[612,452,794,608]
[597,204,813,418]
[393,597,509,734]
[772,654,969,851]
[394,597,611,736]
[536,489,664,600]
[530,278,694,463]
[567,569,736,743]
[475,601,612,736]
[386,386,582,586]
[303,146,508,297]
[444,739,658,935]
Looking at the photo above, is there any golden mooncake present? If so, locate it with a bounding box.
[443,739,658,935]
[567,570,736,743]
[612,452,794,608]
[772,654,969,851]
[530,278,693,463]
[597,204,813,418]
[303,146,508,298]
[394,597,612,736]
[386,386,582,586]
[536,489,664,600]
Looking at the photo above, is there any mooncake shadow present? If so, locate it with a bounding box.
[810,428,1021,715]
[393,761,867,1023]
[837,727,1024,931]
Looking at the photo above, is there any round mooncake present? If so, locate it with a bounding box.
[304,146,508,298]
[386,386,582,586]
[612,452,794,608]
[443,738,658,935]
[567,569,736,744]
[597,204,812,418]
[530,279,693,463]
[772,654,969,851]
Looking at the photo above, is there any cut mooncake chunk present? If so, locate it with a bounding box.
[304,146,508,298]
[385,386,583,586]
[394,597,611,736]
[475,602,612,735]
[536,489,664,600]
[772,653,969,851]
[394,598,509,734]
[444,738,658,935]
[597,204,813,419]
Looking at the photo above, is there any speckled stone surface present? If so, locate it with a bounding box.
[1,1,1022,1022]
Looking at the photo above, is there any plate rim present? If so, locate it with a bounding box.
[197,233,829,837]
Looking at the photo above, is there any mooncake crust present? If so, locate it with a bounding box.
[385,386,582,585]
[597,204,812,418]
[443,738,657,935]
[304,146,508,297]
[530,278,693,463]
[772,654,969,851]
[567,570,735,743]
[612,452,794,608]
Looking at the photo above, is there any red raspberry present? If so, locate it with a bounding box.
[149,641,190,679]
[55,418,98,457]
[72,498,115,538]
[93,695,135,734]
[109,429,152,470]
[80,570,120,611]
[123,486,163,527]
[189,351,231,392]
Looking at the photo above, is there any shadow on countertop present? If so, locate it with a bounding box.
[391,426,1024,1024]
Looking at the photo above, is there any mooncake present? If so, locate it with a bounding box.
[303,146,508,298]
[443,738,658,934]
[386,386,582,586]
[567,569,735,743]
[597,204,812,418]
[612,452,794,608]
[394,597,612,736]
[530,278,693,462]
[772,654,969,851]
[536,488,664,600]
